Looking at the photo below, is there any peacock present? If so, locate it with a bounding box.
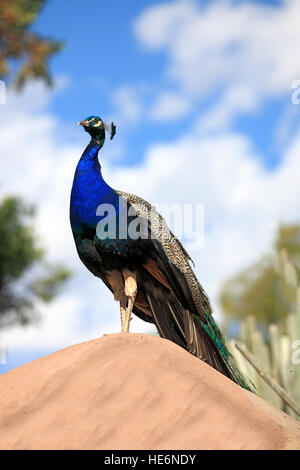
[70,115,253,391]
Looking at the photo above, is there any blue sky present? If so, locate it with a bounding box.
[34,0,299,168]
[35,0,187,164]
[1,0,300,374]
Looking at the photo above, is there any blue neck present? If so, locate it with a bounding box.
[76,139,103,172]
[70,138,118,231]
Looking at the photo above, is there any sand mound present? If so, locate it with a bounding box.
[0,333,299,450]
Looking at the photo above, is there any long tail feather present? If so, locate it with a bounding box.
[146,293,254,392]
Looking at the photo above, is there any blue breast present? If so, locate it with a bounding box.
[70,142,120,233]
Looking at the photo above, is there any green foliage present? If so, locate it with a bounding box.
[227,250,300,420]
[275,224,300,269]
[0,0,63,88]
[0,197,42,284]
[31,264,72,302]
[219,224,300,326]
[0,196,71,328]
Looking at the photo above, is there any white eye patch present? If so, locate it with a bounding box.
[92,119,102,127]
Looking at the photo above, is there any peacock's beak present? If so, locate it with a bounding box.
[78,120,89,127]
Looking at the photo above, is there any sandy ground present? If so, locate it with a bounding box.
[0,333,299,450]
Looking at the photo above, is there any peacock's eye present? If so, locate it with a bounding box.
[93,119,102,127]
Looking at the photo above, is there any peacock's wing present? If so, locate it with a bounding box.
[116,190,254,391]
[115,190,211,318]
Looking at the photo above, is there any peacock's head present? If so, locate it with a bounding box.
[78,115,116,141]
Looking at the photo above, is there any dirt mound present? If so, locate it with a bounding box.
[0,333,299,449]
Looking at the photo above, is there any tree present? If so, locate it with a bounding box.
[0,196,71,328]
[0,2,69,329]
[219,224,300,329]
[275,224,300,269]
[0,0,63,88]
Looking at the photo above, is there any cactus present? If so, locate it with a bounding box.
[228,249,300,420]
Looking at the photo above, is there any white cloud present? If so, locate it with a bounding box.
[112,85,143,124]
[149,91,191,121]
[273,101,300,148]
[195,85,258,133]
[134,0,300,126]
[134,0,197,50]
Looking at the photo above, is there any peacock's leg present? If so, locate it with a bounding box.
[120,300,126,331]
[106,270,127,332]
[122,269,137,333]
